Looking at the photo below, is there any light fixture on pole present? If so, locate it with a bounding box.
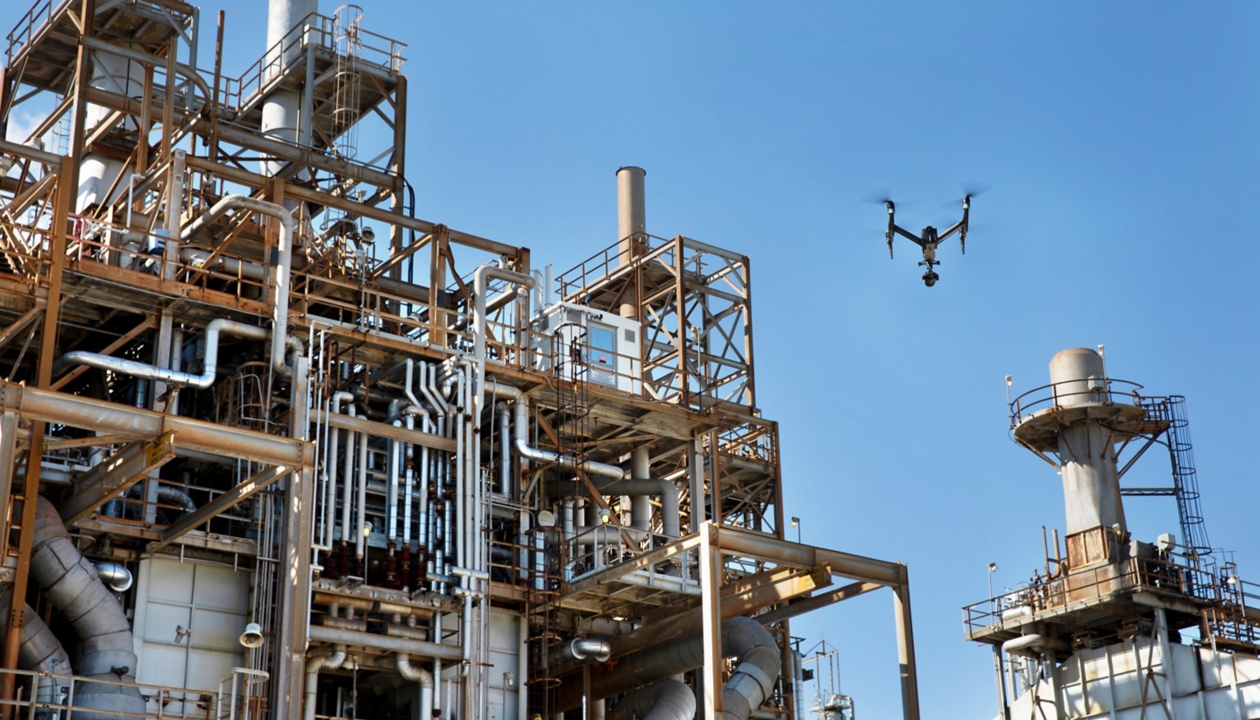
[791,517,801,544]
[987,562,998,609]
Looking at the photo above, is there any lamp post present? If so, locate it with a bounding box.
[987,562,999,609]
[791,517,801,544]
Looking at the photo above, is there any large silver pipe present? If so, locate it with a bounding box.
[357,430,370,560]
[31,496,146,718]
[61,319,300,389]
[396,653,435,720]
[180,195,296,377]
[0,587,72,705]
[558,616,779,720]
[486,381,625,481]
[303,645,347,720]
[329,392,354,547]
[568,637,612,664]
[92,562,134,593]
[608,680,695,720]
[309,625,463,660]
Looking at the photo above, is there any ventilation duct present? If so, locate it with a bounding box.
[0,586,71,706]
[608,679,695,720]
[31,496,145,719]
[559,617,780,720]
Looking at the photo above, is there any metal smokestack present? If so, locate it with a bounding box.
[261,0,318,175]
[616,166,646,318]
[1046,347,1127,536]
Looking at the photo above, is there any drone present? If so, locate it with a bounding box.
[881,194,972,287]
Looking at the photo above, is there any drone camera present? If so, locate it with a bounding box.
[922,270,939,287]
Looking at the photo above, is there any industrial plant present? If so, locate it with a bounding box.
[0,2,922,720]
[966,348,1260,718]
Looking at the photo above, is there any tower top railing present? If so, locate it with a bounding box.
[1008,378,1147,429]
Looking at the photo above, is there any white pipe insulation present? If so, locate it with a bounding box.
[395,653,435,720]
[61,318,301,389]
[180,195,297,378]
[31,496,146,718]
[303,645,347,720]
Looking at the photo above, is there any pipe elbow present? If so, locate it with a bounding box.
[93,563,134,593]
[569,637,612,664]
[395,653,434,688]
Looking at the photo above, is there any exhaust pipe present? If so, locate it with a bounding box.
[31,496,145,719]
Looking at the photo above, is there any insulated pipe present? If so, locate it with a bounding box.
[486,381,625,482]
[31,496,145,718]
[0,587,72,705]
[598,479,681,539]
[308,626,463,661]
[608,680,696,720]
[404,414,415,547]
[357,430,369,560]
[341,410,357,546]
[558,616,779,720]
[330,392,354,545]
[630,447,652,531]
[396,653,435,720]
[92,563,134,593]
[388,420,402,542]
[568,637,612,664]
[1000,634,1069,659]
[180,195,296,377]
[303,645,347,720]
[61,319,300,389]
[497,403,511,496]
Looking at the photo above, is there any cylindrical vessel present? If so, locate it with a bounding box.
[1047,348,1126,535]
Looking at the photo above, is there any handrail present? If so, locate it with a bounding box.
[1008,377,1148,428]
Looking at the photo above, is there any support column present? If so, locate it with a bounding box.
[893,577,920,720]
[699,521,723,720]
[276,355,314,720]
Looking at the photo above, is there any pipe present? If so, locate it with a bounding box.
[357,430,370,560]
[486,380,625,481]
[180,195,296,377]
[60,319,301,389]
[558,616,779,720]
[180,248,267,281]
[1001,634,1069,659]
[31,496,146,718]
[608,680,695,720]
[329,392,353,547]
[396,653,435,720]
[568,637,612,664]
[308,625,462,660]
[598,479,681,539]
[0,586,72,705]
[303,644,347,720]
[92,562,133,593]
[388,420,402,542]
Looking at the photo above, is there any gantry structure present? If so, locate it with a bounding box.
[0,2,920,719]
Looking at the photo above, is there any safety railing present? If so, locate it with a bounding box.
[4,0,58,64]
[1008,378,1147,429]
[555,233,675,303]
[221,11,405,111]
[962,554,1216,635]
[565,524,699,590]
[717,417,778,466]
[0,665,219,720]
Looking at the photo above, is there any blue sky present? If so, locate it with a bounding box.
[5,2,1259,717]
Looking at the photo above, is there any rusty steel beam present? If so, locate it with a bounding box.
[0,380,312,467]
[755,579,884,625]
[148,464,291,551]
[59,432,176,524]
